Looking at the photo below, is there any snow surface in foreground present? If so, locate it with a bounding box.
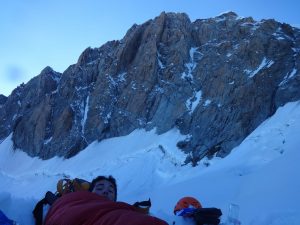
[0,101,300,225]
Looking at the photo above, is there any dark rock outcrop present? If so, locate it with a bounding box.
[1,12,299,163]
[0,95,7,106]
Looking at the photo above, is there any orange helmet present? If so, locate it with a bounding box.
[174,196,202,214]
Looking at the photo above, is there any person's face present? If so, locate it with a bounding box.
[92,179,116,201]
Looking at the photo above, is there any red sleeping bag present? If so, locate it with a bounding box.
[44,191,168,225]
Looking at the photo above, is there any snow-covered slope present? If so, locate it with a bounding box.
[0,101,300,225]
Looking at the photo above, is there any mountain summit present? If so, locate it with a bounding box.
[0,12,299,163]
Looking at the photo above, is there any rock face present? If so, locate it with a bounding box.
[0,95,7,106]
[1,12,300,164]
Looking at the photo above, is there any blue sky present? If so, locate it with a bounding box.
[1,0,299,96]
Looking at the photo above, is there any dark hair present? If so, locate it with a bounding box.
[89,175,117,201]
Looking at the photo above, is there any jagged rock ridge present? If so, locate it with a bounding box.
[0,11,299,164]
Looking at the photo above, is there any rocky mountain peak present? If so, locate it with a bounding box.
[216,11,238,19]
[40,66,55,74]
[77,47,102,66]
[1,12,299,165]
[0,95,7,105]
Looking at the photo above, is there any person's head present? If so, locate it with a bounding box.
[89,175,117,201]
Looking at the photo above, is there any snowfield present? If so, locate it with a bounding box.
[0,101,300,225]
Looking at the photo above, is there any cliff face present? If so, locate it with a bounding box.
[1,12,299,163]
